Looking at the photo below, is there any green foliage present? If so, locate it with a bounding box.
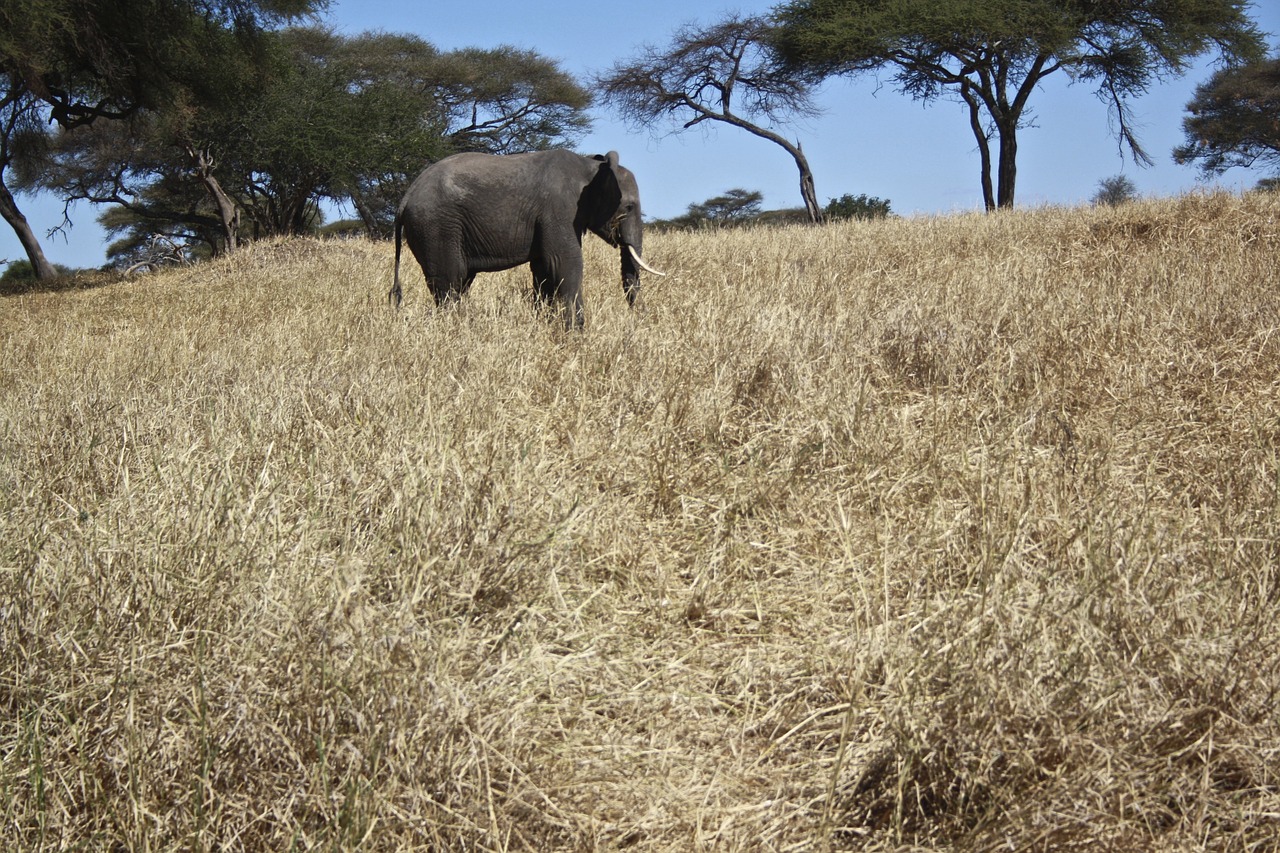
[0,259,38,283]
[0,258,71,282]
[0,0,322,128]
[97,197,232,265]
[217,28,445,236]
[1174,56,1280,177]
[1,92,51,182]
[429,45,592,153]
[321,34,590,234]
[824,192,891,220]
[30,113,234,254]
[1092,175,1139,207]
[0,0,323,276]
[329,35,591,156]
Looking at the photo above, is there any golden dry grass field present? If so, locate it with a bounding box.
[2,192,1280,850]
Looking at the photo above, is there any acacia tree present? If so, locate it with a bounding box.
[596,15,824,223]
[0,0,316,127]
[1092,174,1139,207]
[24,20,274,256]
[772,0,1266,211]
[1174,55,1280,181]
[689,188,766,227]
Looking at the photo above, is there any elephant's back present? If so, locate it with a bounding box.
[409,150,589,201]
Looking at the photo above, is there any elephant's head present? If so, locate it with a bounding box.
[581,151,664,306]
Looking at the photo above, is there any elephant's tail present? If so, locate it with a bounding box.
[389,215,404,308]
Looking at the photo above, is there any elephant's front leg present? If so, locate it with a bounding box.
[531,256,585,330]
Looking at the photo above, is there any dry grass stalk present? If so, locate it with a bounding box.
[2,191,1279,850]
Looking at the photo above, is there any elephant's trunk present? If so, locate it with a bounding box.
[621,245,641,307]
[610,207,663,307]
[620,240,663,307]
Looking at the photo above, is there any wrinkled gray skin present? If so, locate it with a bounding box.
[390,149,651,329]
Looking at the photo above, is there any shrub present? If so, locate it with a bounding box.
[824,192,892,220]
[1092,174,1139,206]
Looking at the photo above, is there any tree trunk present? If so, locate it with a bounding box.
[996,120,1018,209]
[794,140,822,223]
[0,178,58,279]
[184,145,239,254]
[798,158,822,224]
[718,115,823,224]
[350,193,387,239]
[962,84,996,212]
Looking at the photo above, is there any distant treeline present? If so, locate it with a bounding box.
[647,190,893,231]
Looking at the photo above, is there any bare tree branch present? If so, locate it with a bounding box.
[596,14,824,222]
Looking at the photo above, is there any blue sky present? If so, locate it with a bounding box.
[4,1,1278,270]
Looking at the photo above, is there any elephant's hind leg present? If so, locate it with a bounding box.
[428,272,474,306]
[424,246,474,306]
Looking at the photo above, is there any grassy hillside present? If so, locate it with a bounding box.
[2,193,1279,850]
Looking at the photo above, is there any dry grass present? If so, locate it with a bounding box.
[2,191,1279,850]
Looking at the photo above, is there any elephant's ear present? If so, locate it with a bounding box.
[589,151,622,173]
[586,152,622,201]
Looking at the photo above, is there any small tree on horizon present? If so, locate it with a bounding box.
[1092,175,1139,207]
[689,189,765,227]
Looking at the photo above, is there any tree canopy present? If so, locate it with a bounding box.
[1174,55,1280,179]
[825,192,891,220]
[0,0,320,128]
[771,0,1266,210]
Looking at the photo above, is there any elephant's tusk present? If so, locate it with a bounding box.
[628,244,666,277]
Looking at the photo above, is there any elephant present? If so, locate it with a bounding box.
[389,149,664,329]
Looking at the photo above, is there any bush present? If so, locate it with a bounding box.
[824,192,892,221]
[1092,174,1138,207]
[0,259,74,284]
[1,260,38,284]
